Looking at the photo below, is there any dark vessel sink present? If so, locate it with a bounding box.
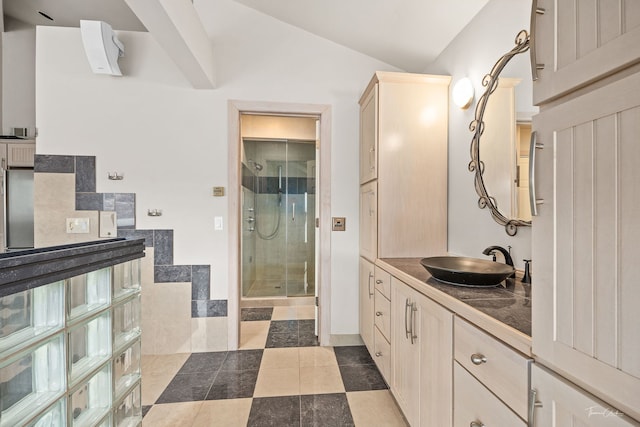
[420,256,515,287]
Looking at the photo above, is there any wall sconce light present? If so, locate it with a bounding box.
[147,209,162,217]
[452,77,474,110]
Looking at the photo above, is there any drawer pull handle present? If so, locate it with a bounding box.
[470,422,485,427]
[375,311,383,316]
[470,353,487,365]
[375,351,382,357]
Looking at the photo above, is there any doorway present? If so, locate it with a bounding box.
[241,136,317,298]
[227,101,332,350]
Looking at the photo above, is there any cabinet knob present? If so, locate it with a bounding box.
[375,352,382,357]
[375,279,383,284]
[470,353,487,365]
[470,422,485,427]
[375,311,383,316]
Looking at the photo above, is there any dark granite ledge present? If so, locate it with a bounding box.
[380,257,532,337]
[0,238,145,297]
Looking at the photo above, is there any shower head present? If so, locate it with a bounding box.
[248,159,263,171]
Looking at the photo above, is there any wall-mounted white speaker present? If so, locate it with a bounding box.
[80,20,125,76]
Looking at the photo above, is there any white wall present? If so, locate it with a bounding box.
[2,17,36,135]
[427,0,533,269]
[35,0,399,337]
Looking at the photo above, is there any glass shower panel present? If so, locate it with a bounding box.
[241,139,316,298]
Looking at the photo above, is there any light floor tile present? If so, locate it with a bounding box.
[296,305,315,320]
[271,306,298,320]
[260,348,300,370]
[253,367,300,397]
[299,346,337,368]
[347,390,408,427]
[141,353,190,405]
[239,320,270,349]
[300,365,345,395]
[191,399,252,427]
[142,402,203,427]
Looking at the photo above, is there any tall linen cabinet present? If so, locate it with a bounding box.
[530,1,640,423]
[358,71,451,426]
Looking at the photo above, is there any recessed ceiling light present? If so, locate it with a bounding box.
[38,11,54,21]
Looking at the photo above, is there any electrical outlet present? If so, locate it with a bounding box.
[66,218,90,234]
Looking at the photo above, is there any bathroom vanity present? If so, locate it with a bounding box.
[0,238,145,427]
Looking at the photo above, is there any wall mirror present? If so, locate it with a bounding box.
[468,30,539,236]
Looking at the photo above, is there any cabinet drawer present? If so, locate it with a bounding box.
[374,289,391,341]
[374,266,391,299]
[454,317,531,419]
[373,326,391,383]
[454,362,526,427]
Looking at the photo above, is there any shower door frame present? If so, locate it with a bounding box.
[228,100,332,349]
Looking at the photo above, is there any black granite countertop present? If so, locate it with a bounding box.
[0,238,145,297]
[380,258,532,338]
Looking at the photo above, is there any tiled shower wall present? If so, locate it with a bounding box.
[33,154,228,353]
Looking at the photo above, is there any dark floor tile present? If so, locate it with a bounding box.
[221,350,263,371]
[298,320,315,333]
[298,331,319,347]
[266,332,300,348]
[300,393,354,427]
[338,364,388,392]
[248,395,301,427]
[177,351,227,374]
[333,346,375,366]
[155,371,217,403]
[241,308,274,321]
[205,370,259,400]
[269,320,299,334]
[142,405,152,418]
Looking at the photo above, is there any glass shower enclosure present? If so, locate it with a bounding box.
[241,139,316,298]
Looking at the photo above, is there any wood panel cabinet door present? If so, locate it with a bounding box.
[530,364,639,426]
[532,71,640,421]
[359,181,377,261]
[417,292,453,427]
[392,278,453,427]
[359,258,375,354]
[391,278,421,426]
[359,84,378,184]
[531,0,640,105]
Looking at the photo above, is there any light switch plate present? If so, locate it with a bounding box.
[66,217,90,234]
[214,216,223,230]
[332,217,346,231]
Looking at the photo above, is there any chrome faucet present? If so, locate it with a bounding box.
[482,245,516,278]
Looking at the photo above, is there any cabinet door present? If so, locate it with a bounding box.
[531,364,639,426]
[359,258,375,354]
[532,0,640,104]
[418,292,453,427]
[391,278,421,426]
[359,84,378,184]
[359,181,377,261]
[532,71,640,420]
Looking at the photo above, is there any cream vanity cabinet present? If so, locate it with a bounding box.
[531,1,640,423]
[453,318,531,427]
[391,277,453,427]
[358,257,392,382]
[359,258,375,353]
[358,71,449,260]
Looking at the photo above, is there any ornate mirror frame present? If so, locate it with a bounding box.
[468,30,532,236]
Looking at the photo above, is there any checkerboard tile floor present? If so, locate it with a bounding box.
[141,306,407,426]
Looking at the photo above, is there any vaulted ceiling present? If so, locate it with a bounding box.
[2,0,489,72]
